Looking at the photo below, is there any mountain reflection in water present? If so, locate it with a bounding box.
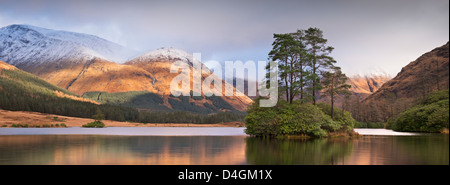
[0,134,447,165]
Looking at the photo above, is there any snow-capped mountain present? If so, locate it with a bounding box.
[0,24,137,66]
[127,47,212,73]
[0,24,253,112]
[130,47,197,65]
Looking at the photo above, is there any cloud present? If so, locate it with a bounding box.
[0,0,448,77]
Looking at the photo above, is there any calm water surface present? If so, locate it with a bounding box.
[0,127,247,136]
[0,128,448,165]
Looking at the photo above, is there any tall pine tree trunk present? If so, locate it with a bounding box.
[285,59,289,103]
[312,60,317,105]
[331,94,334,120]
[330,78,334,120]
[300,72,304,100]
[300,60,303,100]
[289,59,294,104]
[312,47,317,105]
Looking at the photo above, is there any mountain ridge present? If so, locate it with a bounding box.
[0,24,138,64]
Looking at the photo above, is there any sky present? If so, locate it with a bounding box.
[0,0,449,79]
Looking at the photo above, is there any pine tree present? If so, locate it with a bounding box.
[321,66,351,120]
[92,108,105,121]
[268,30,312,104]
[305,27,336,105]
[291,29,311,102]
[268,33,302,104]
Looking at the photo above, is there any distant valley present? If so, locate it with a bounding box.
[318,74,391,107]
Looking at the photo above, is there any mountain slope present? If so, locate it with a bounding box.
[1,61,247,124]
[125,47,253,112]
[364,42,449,103]
[0,61,92,103]
[0,61,139,122]
[359,42,449,122]
[1,60,131,122]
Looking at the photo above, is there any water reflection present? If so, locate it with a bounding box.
[332,135,448,165]
[245,135,449,165]
[0,135,247,165]
[0,134,447,165]
[245,137,353,165]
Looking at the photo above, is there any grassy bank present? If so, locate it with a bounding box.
[385,89,449,133]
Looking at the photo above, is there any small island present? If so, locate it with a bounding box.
[245,100,357,138]
[82,109,106,128]
[245,28,357,138]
